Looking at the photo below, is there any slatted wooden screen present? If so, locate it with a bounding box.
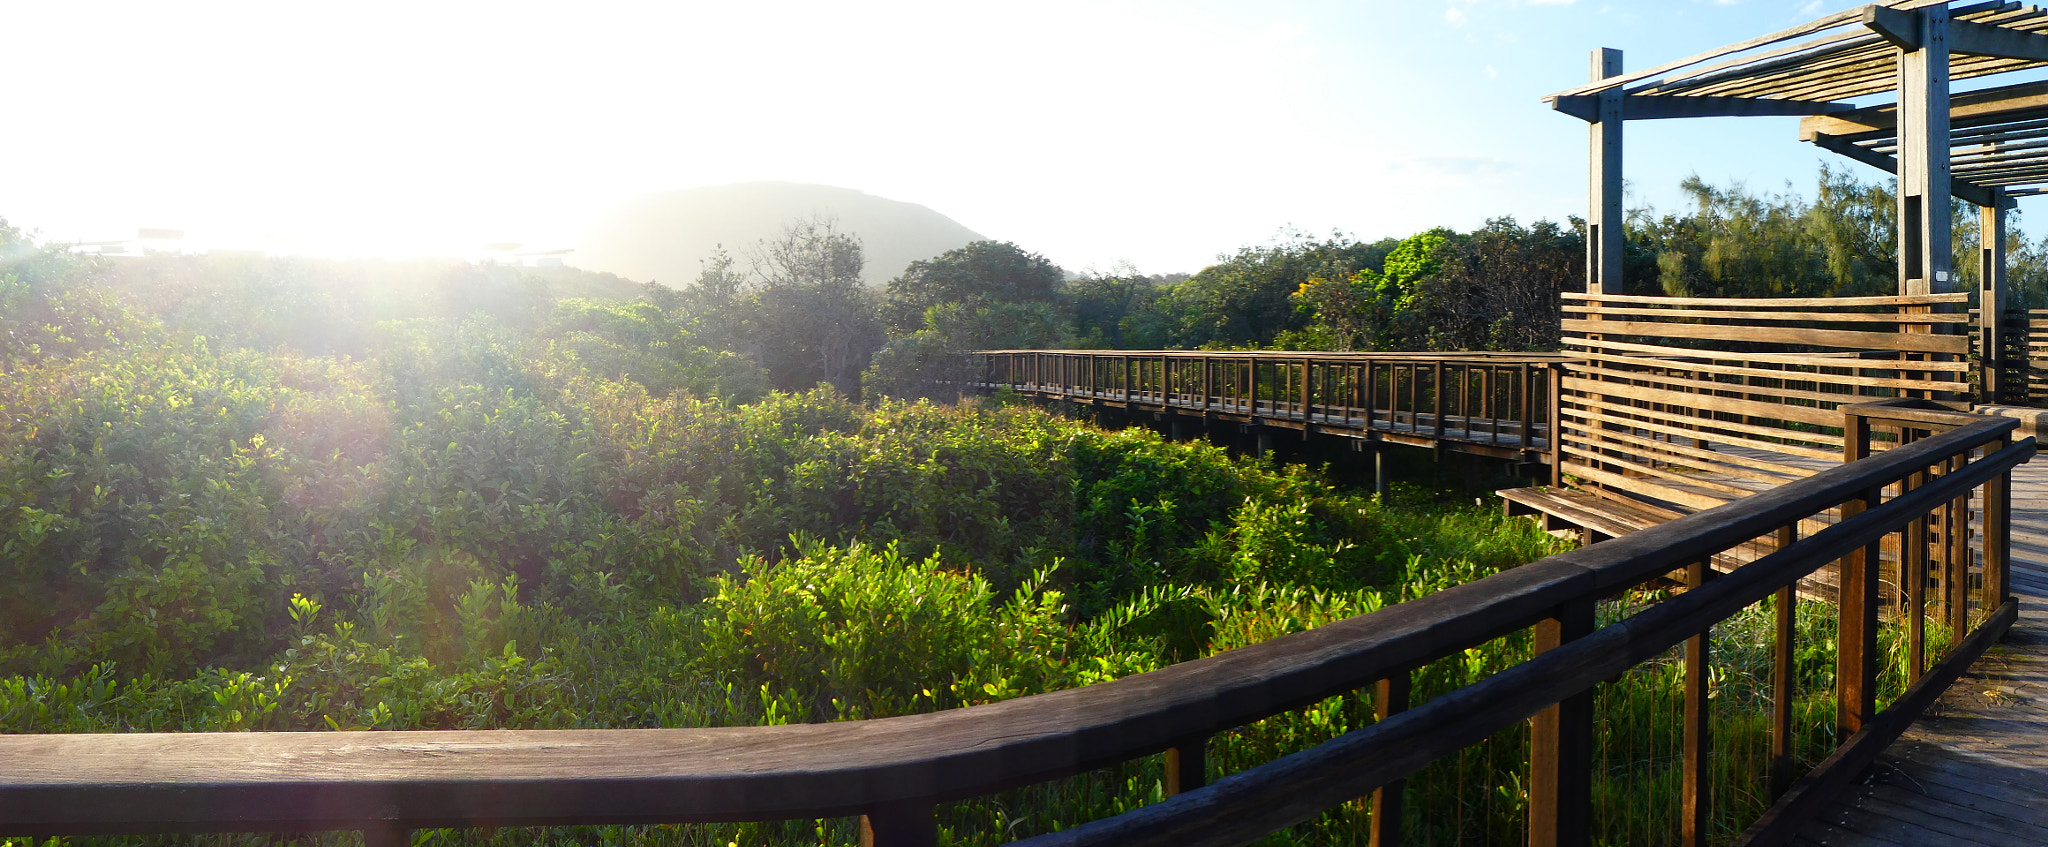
[1558,292,1971,514]
[2029,309,2048,404]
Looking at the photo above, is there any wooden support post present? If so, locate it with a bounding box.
[1529,597,1595,847]
[1302,357,1314,431]
[1985,431,2013,614]
[1838,412,1880,733]
[1165,736,1207,795]
[1370,672,1411,847]
[1683,559,1711,847]
[1905,442,1929,683]
[1433,362,1447,445]
[1400,364,1417,429]
[1982,196,2011,402]
[1587,48,1624,296]
[1897,5,1953,297]
[1547,364,1564,486]
[861,801,937,847]
[1247,357,1258,417]
[1520,363,1535,453]
[1771,526,1797,800]
[1364,360,1377,431]
[1948,455,1972,640]
[1374,444,1388,498]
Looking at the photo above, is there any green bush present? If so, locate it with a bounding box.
[699,539,1077,721]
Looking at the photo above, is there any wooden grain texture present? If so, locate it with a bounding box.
[1559,319,1972,355]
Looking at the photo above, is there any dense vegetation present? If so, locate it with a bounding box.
[0,163,1993,844]
[0,218,1589,844]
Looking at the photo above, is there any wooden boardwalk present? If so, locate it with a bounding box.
[1794,454,2048,846]
[975,351,1560,462]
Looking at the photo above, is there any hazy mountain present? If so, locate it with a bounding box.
[575,183,986,288]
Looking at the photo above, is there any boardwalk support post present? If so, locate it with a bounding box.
[1529,596,1595,847]
[861,801,937,847]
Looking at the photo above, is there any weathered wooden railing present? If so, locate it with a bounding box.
[0,404,2028,847]
[1020,400,2027,847]
[975,349,1564,458]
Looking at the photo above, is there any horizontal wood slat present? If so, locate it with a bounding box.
[1561,320,1971,355]
[1556,443,1761,498]
[1563,376,1843,428]
[1558,405,1840,466]
[1561,292,1970,308]
[1566,341,1974,386]
[1554,421,1804,486]
[1562,390,1845,452]
[1563,361,1903,408]
[1562,305,1969,324]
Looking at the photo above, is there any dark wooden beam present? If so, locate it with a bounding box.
[1549,94,1851,122]
[1800,80,2048,140]
[1949,17,2048,61]
[1806,134,2001,207]
[1862,5,1923,51]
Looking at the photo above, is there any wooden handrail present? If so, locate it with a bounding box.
[0,413,2027,845]
[1020,413,2030,847]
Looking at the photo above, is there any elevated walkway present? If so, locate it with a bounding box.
[1790,455,2048,846]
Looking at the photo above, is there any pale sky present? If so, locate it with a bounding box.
[3,1,2022,276]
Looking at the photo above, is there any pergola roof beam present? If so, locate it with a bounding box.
[1949,15,2048,60]
[1800,79,2048,139]
[1549,94,1852,121]
[1550,0,1970,99]
[1808,133,2004,206]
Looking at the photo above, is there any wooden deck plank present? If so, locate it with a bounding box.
[1801,447,2048,846]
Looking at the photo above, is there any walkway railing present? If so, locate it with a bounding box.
[975,349,1565,458]
[0,404,2028,846]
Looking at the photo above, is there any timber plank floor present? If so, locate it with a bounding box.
[1792,456,2048,847]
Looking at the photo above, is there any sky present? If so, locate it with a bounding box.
[2,0,2024,276]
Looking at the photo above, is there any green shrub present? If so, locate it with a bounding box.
[699,539,1076,720]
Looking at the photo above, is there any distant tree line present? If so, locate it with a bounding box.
[411,165,2048,402]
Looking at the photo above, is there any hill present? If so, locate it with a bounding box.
[574,182,986,288]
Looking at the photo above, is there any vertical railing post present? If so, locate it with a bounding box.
[1985,429,2014,616]
[1546,363,1564,486]
[1904,435,1929,683]
[1301,357,1314,423]
[1371,671,1412,847]
[1458,363,1472,437]
[1838,409,1879,733]
[1947,452,1972,639]
[1201,356,1212,411]
[1166,735,1209,796]
[1248,357,1259,417]
[1364,360,1377,432]
[1770,525,1797,800]
[1682,559,1711,847]
[362,824,410,847]
[1433,362,1447,443]
[861,801,937,847]
[1529,597,1594,847]
[1486,365,1500,443]
[1407,364,1419,430]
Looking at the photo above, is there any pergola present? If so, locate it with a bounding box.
[1544,0,2048,399]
